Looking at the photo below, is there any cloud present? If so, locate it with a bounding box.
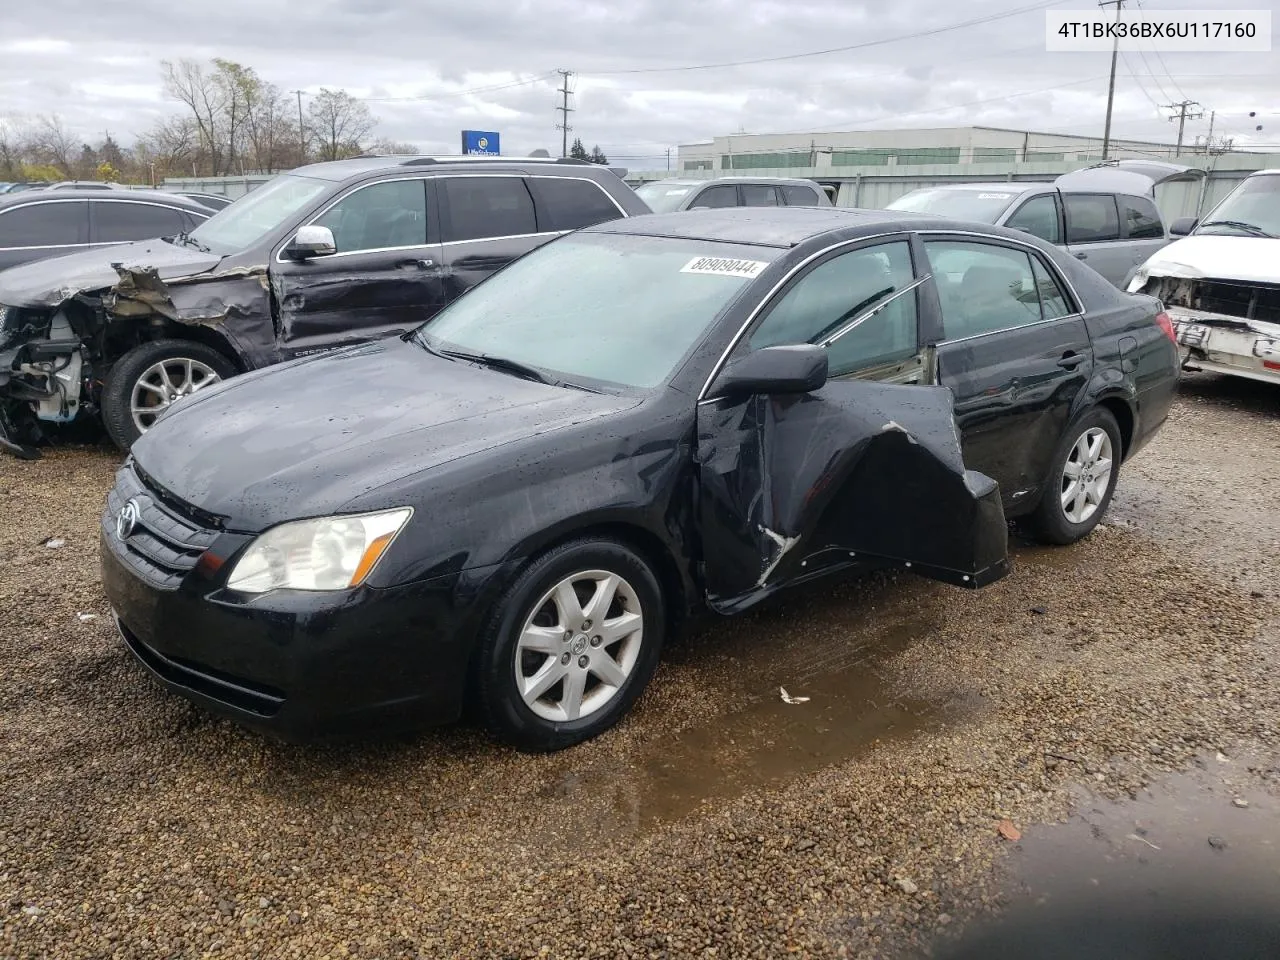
[2,0,1276,165]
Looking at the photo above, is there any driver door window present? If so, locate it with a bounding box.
[747,240,919,377]
[313,179,427,253]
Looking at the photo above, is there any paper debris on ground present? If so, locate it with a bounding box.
[779,687,810,705]
[997,819,1022,841]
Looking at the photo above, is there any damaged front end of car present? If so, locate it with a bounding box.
[1131,271,1280,386]
[0,261,273,458]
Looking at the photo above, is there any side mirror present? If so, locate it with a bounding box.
[711,345,829,398]
[285,224,336,260]
[1169,217,1197,237]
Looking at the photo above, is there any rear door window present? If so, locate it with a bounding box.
[690,185,738,209]
[442,177,537,242]
[1004,194,1062,244]
[740,184,780,207]
[1117,195,1164,239]
[925,240,1045,340]
[91,200,187,243]
[529,176,623,231]
[1063,194,1121,243]
[0,201,89,247]
[780,184,821,206]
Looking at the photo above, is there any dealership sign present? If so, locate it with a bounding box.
[461,131,500,155]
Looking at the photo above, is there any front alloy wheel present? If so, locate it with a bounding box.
[478,539,665,751]
[130,356,223,435]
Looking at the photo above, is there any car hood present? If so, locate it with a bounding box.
[131,338,642,531]
[1134,235,1280,286]
[0,238,222,308]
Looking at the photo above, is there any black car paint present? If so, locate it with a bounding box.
[101,208,1177,741]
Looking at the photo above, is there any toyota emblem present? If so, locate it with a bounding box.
[116,498,141,540]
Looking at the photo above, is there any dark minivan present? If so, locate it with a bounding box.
[0,155,648,453]
[100,207,1180,752]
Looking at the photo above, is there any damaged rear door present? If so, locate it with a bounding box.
[694,234,1008,614]
[271,177,446,357]
[696,379,1009,613]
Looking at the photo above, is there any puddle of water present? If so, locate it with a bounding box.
[1009,757,1280,905]
[536,616,973,842]
[931,757,1280,959]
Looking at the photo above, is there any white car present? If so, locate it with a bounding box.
[1128,169,1280,386]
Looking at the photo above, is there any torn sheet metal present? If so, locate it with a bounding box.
[696,379,1009,614]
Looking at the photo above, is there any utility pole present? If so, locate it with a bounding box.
[1099,0,1124,160]
[295,90,306,163]
[555,70,574,158]
[665,147,671,172]
[1164,99,1204,156]
[1204,110,1215,153]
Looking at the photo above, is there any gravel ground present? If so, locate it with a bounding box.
[2,372,1278,959]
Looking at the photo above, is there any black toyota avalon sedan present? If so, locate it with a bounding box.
[100,207,1179,751]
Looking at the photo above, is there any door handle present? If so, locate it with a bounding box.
[1074,252,1088,260]
[1057,350,1084,369]
[396,258,434,269]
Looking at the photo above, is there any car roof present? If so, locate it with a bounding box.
[0,188,211,212]
[589,206,986,248]
[903,182,1042,196]
[293,155,622,182]
[640,176,822,187]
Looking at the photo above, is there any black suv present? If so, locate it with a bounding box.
[0,156,649,453]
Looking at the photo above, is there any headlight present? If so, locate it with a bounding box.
[226,508,412,593]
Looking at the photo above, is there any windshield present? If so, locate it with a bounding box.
[188,174,330,254]
[416,232,779,390]
[1196,175,1280,238]
[633,181,697,213]
[886,188,1020,222]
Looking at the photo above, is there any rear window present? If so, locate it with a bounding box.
[633,181,696,213]
[530,177,622,231]
[442,177,537,242]
[92,200,187,243]
[781,184,821,206]
[1118,195,1163,239]
[1064,194,1121,243]
[885,188,1020,223]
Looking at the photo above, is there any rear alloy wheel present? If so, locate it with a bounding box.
[477,539,664,751]
[1028,407,1122,545]
[101,339,238,451]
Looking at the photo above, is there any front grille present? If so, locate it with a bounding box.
[1152,277,1280,325]
[103,463,220,590]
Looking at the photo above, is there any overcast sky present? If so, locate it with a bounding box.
[1,0,1276,169]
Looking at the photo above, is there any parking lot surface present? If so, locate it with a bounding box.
[2,373,1278,959]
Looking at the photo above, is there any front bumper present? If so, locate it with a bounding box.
[101,524,495,742]
[1169,309,1280,386]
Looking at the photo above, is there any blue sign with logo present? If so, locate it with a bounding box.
[461,130,500,156]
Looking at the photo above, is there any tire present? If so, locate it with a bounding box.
[101,339,238,451]
[1027,406,1123,546]
[476,538,665,752]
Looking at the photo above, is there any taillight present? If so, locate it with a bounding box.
[1155,311,1177,344]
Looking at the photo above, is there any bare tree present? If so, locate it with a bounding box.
[162,59,226,174]
[307,89,375,162]
[366,137,420,155]
[31,115,80,177]
[135,115,198,180]
[0,118,38,179]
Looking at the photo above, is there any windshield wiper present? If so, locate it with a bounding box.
[438,348,562,386]
[1198,219,1276,238]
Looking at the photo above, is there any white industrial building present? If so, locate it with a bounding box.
[676,126,1183,172]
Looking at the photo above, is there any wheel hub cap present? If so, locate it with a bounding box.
[570,634,588,656]
[1060,426,1114,525]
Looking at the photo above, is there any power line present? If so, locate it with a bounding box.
[1133,0,1192,102]
[1119,52,1164,113]
[584,0,1063,75]
[357,73,556,103]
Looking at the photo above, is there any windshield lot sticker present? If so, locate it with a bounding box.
[681,257,769,279]
[977,193,1013,200]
